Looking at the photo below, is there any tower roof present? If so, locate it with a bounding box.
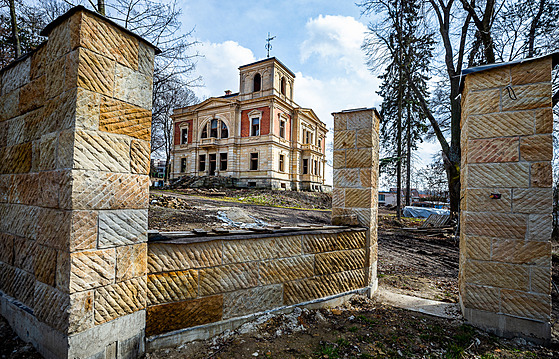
[238,57,296,78]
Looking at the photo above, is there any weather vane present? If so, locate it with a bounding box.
[266,32,276,58]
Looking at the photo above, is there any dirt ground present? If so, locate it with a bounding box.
[2,191,558,358]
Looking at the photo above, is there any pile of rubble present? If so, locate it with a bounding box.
[166,175,237,190]
[149,195,191,210]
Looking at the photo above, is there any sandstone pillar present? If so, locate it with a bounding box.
[0,6,156,358]
[331,108,380,295]
[459,55,554,342]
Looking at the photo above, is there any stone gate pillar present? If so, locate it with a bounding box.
[0,6,156,358]
[332,108,380,295]
[459,55,555,342]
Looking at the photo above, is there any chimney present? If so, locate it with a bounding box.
[224,90,232,95]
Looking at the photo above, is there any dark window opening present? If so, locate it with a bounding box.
[250,152,259,170]
[210,119,218,138]
[279,154,285,172]
[318,138,321,148]
[181,128,188,144]
[209,154,217,176]
[199,154,206,171]
[280,77,286,95]
[221,121,228,138]
[253,73,261,92]
[302,159,308,174]
[314,160,318,175]
[180,158,186,172]
[248,181,256,187]
[281,183,286,189]
[220,153,228,171]
[201,124,208,139]
[279,120,285,138]
[251,118,260,136]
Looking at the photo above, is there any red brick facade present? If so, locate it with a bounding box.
[274,109,291,141]
[241,107,270,137]
[174,120,193,145]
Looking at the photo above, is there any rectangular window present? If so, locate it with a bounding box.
[379,194,386,201]
[199,154,206,171]
[318,138,321,148]
[279,154,285,172]
[210,119,218,138]
[279,120,285,138]
[180,158,187,172]
[305,130,309,144]
[314,160,318,175]
[250,152,259,170]
[302,159,308,174]
[181,128,188,144]
[220,153,228,171]
[251,118,260,136]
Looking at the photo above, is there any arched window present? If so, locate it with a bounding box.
[221,121,229,138]
[253,73,261,92]
[280,77,286,95]
[210,119,218,138]
[201,123,208,138]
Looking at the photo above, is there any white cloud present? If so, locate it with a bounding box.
[194,41,256,99]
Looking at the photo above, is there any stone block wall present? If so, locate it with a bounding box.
[145,229,368,338]
[0,6,155,358]
[331,108,380,294]
[459,56,554,342]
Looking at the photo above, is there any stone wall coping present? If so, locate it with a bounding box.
[41,5,161,54]
[148,226,367,244]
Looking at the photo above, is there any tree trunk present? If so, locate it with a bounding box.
[9,0,21,59]
[527,0,546,57]
[98,0,106,16]
[405,102,411,207]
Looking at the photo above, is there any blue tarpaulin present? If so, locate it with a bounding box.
[402,206,450,219]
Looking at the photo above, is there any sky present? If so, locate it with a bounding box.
[178,0,441,185]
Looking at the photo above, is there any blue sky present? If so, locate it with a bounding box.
[178,0,441,184]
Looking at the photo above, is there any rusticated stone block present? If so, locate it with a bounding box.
[7,116,24,147]
[98,209,147,248]
[531,162,552,188]
[259,255,314,285]
[99,97,151,141]
[131,140,150,174]
[18,75,45,114]
[346,148,372,168]
[464,260,528,291]
[502,83,551,111]
[461,283,500,312]
[345,188,371,208]
[34,282,69,332]
[315,249,366,275]
[11,173,41,206]
[0,263,15,296]
[333,130,355,149]
[462,235,491,260]
[501,289,550,321]
[116,243,147,282]
[463,212,526,239]
[44,55,66,99]
[114,63,153,109]
[223,285,283,319]
[467,137,518,163]
[56,251,70,291]
[519,134,552,161]
[528,214,552,241]
[333,150,345,168]
[1,204,38,239]
[72,130,131,172]
[146,295,223,336]
[333,168,360,188]
[69,249,116,292]
[467,66,510,90]
[13,237,35,273]
[303,231,366,253]
[466,163,529,188]
[512,188,552,214]
[332,189,344,208]
[37,208,71,250]
[94,276,147,325]
[43,13,81,64]
[273,235,303,258]
[80,12,139,70]
[76,48,115,96]
[0,121,7,147]
[284,269,365,305]
[360,168,375,188]
[75,88,100,130]
[1,57,30,94]
[34,245,57,286]
[39,133,57,171]
[0,89,20,122]
[463,188,511,213]
[223,238,273,263]
[531,266,551,294]
[60,170,149,210]
[138,42,155,75]
[0,143,32,174]
[147,270,198,306]
[511,57,551,85]
[0,233,14,264]
[13,267,35,308]
[70,210,98,251]
[465,89,500,115]
[147,241,222,272]
[30,45,46,80]
[535,108,552,134]
[492,239,550,265]
[39,170,62,208]
[42,88,76,132]
[199,262,259,296]
[356,128,374,148]
[466,111,534,139]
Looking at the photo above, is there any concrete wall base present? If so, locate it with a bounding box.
[462,306,550,345]
[1,291,145,359]
[146,288,368,352]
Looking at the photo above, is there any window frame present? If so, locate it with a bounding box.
[279,154,285,172]
[180,157,187,173]
[180,127,188,145]
[250,152,259,171]
[302,158,308,174]
[220,153,228,171]
[210,119,218,138]
[253,73,261,92]
[251,117,260,136]
[199,154,206,171]
[279,120,285,139]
